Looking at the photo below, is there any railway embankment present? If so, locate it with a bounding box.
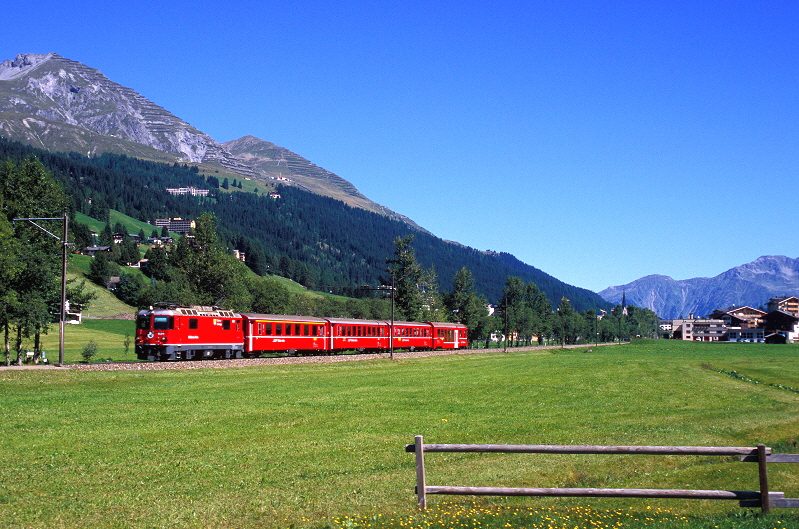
[65,341,622,371]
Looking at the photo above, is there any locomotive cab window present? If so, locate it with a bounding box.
[137,316,150,330]
[153,316,173,330]
[189,318,199,330]
[222,320,231,331]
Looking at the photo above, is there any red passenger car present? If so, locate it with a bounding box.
[391,321,434,351]
[136,304,244,361]
[430,322,469,349]
[327,318,391,353]
[242,314,328,356]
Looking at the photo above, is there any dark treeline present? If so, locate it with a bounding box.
[0,137,611,311]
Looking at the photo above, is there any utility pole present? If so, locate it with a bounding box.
[360,278,396,360]
[13,212,69,366]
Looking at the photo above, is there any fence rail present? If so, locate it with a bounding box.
[406,436,799,512]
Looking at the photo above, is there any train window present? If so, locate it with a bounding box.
[153,316,173,330]
[222,320,231,331]
[136,316,150,330]
[276,323,283,336]
[304,324,309,336]
[189,318,198,330]
[285,324,292,336]
[295,324,301,336]
[266,323,272,335]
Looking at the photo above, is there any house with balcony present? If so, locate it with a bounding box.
[763,310,799,344]
[767,296,799,315]
[671,318,727,341]
[708,306,765,342]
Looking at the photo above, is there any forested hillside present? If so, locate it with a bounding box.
[0,137,610,311]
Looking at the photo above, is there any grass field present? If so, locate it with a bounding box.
[16,318,138,364]
[1,339,798,528]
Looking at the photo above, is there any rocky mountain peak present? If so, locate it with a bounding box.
[0,53,53,80]
[600,255,799,318]
[0,53,258,176]
[0,52,423,231]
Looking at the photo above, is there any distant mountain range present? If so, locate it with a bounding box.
[600,256,799,318]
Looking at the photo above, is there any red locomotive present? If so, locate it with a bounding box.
[135,303,244,361]
[136,303,468,361]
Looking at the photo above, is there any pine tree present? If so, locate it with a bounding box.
[386,234,423,321]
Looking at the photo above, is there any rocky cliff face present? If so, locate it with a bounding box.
[600,256,799,318]
[0,53,255,176]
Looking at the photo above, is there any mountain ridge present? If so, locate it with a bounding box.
[599,255,799,318]
[0,52,419,227]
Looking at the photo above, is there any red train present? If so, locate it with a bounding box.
[135,303,468,361]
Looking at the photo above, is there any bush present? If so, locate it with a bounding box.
[81,339,98,363]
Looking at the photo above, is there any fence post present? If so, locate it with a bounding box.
[758,444,770,514]
[415,435,427,509]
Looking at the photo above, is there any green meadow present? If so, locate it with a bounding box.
[1,339,798,528]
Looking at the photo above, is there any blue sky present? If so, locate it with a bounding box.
[6,0,798,292]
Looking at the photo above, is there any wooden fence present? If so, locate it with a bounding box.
[406,436,799,512]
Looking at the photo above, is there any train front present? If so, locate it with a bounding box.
[135,307,175,361]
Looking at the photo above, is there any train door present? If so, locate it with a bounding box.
[453,328,460,348]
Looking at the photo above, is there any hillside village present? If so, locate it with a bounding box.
[660,296,799,344]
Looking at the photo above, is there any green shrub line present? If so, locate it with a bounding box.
[703,363,799,395]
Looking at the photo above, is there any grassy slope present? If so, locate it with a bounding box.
[0,340,797,528]
[67,254,137,320]
[74,209,348,300]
